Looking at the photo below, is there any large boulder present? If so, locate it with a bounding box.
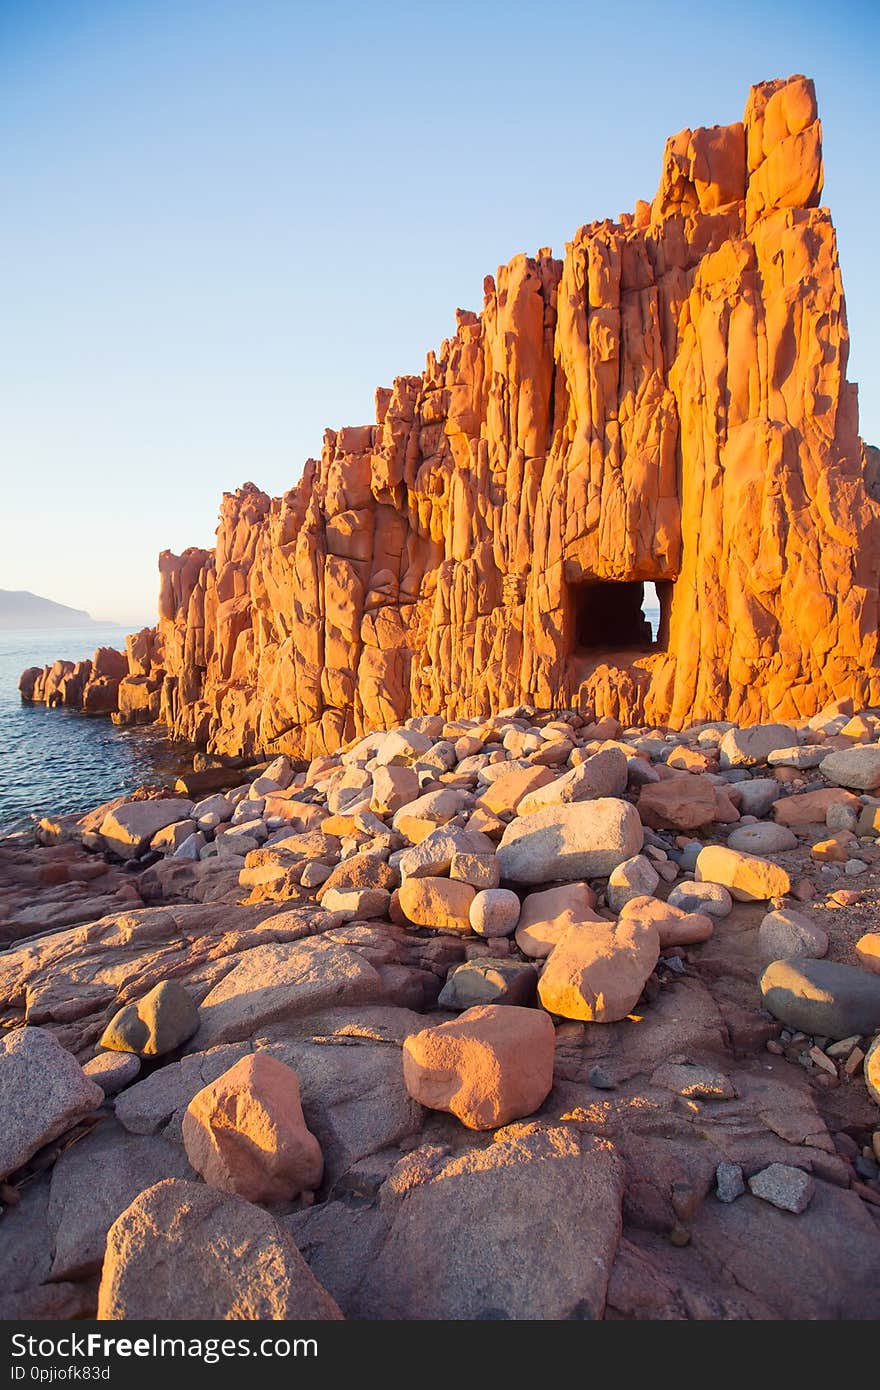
[402,1005,555,1129]
[97,1179,342,1319]
[819,745,880,792]
[536,917,659,1022]
[99,799,195,859]
[772,787,861,826]
[182,1053,323,1202]
[719,724,795,768]
[760,958,880,1038]
[757,909,828,962]
[99,980,200,1057]
[695,845,790,901]
[0,1027,103,1179]
[497,799,643,885]
[291,1126,623,1319]
[638,776,718,831]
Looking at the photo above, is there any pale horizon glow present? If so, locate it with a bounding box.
[1,0,878,627]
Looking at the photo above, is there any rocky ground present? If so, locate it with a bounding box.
[2,699,880,1321]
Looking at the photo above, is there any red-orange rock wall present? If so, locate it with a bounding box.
[145,76,880,758]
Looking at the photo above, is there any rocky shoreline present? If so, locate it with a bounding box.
[1,700,879,1320]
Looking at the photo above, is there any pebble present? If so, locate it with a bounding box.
[715,1161,745,1203]
[748,1163,815,1213]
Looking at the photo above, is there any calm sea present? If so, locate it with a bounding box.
[0,627,190,832]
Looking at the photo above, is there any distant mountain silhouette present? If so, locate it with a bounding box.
[0,589,120,630]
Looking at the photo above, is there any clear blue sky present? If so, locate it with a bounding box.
[1,0,877,625]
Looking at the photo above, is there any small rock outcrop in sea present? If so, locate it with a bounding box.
[19,75,880,763]
[2,691,880,1321]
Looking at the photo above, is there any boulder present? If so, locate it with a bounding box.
[719,724,795,768]
[97,1180,342,1319]
[319,887,391,921]
[819,745,880,792]
[516,748,629,815]
[292,1126,623,1319]
[515,881,601,958]
[772,787,861,826]
[402,1004,555,1129]
[99,981,200,1057]
[760,958,880,1038]
[497,799,643,885]
[0,1027,103,1179]
[99,799,195,859]
[476,764,556,816]
[607,855,660,912]
[437,959,537,1009]
[666,880,733,919]
[469,888,521,937]
[397,876,475,931]
[638,776,718,831]
[695,845,791,901]
[726,822,798,855]
[855,933,880,975]
[537,917,659,1022]
[757,909,828,962]
[734,778,785,817]
[182,1053,323,1202]
[82,1052,141,1096]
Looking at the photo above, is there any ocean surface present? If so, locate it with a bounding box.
[0,627,190,832]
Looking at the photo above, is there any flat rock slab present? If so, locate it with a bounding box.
[748,1163,814,1213]
[97,1179,342,1320]
[760,957,880,1038]
[47,1119,194,1280]
[0,1027,103,1179]
[191,937,385,1048]
[291,1125,624,1319]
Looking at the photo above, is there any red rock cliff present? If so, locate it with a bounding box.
[142,76,880,757]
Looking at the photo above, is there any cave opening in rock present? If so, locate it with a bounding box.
[568,579,670,653]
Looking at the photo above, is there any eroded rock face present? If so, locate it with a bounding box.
[24,76,880,753]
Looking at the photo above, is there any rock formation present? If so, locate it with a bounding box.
[22,76,880,760]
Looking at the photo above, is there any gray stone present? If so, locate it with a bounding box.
[760,957,880,1039]
[719,724,796,769]
[516,748,629,814]
[667,880,733,919]
[97,1180,342,1319]
[437,959,537,1009]
[715,1161,745,1203]
[47,1119,194,1280]
[497,798,644,885]
[727,822,798,854]
[82,1052,141,1096]
[819,744,880,792]
[757,909,828,962]
[767,746,826,769]
[0,1027,103,1179]
[469,887,521,937]
[607,854,660,912]
[99,980,200,1058]
[398,826,495,881]
[748,1163,814,1213]
[734,778,786,817]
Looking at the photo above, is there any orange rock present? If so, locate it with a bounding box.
[695,845,790,901]
[25,77,880,753]
[536,917,660,1022]
[181,1053,323,1202]
[618,894,714,947]
[402,1004,555,1129]
[772,788,861,826]
[855,934,880,975]
[476,765,556,816]
[514,881,601,958]
[397,876,476,932]
[638,776,718,831]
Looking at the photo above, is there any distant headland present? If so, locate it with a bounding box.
[0,589,123,631]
